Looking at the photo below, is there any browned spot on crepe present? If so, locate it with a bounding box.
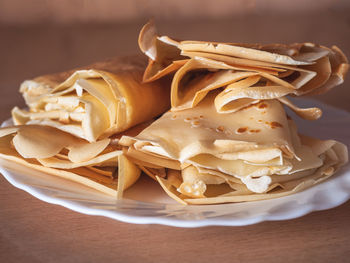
[236,127,248,133]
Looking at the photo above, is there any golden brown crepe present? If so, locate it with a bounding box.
[2,55,173,197]
[0,22,347,205]
[0,124,142,197]
[119,93,348,204]
[122,22,349,204]
[12,55,170,142]
[138,21,348,116]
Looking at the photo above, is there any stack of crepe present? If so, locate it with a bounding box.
[0,22,348,205]
[0,55,170,197]
[118,22,349,204]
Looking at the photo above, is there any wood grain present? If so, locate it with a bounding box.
[0,12,350,262]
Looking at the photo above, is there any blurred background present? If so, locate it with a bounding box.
[0,0,349,120]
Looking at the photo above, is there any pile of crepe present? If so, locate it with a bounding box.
[0,22,348,205]
[0,55,170,197]
[118,22,349,204]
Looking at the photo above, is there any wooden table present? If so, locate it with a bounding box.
[1,13,350,262]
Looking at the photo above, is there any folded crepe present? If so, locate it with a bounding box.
[1,23,347,205]
[0,123,145,197]
[119,93,348,204]
[3,55,172,197]
[138,21,348,117]
[12,55,170,142]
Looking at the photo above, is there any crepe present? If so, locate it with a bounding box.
[12,55,170,142]
[138,21,348,116]
[0,22,347,205]
[119,93,348,204]
[0,124,143,197]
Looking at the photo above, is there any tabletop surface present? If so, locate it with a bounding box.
[1,12,350,263]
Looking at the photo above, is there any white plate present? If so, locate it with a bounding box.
[1,98,350,227]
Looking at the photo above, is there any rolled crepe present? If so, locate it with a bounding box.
[12,55,170,142]
[138,21,348,116]
[0,124,144,197]
[119,94,348,204]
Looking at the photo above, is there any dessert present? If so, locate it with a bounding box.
[0,55,170,197]
[0,21,348,205]
[12,55,170,142]
[117,21,349,204]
